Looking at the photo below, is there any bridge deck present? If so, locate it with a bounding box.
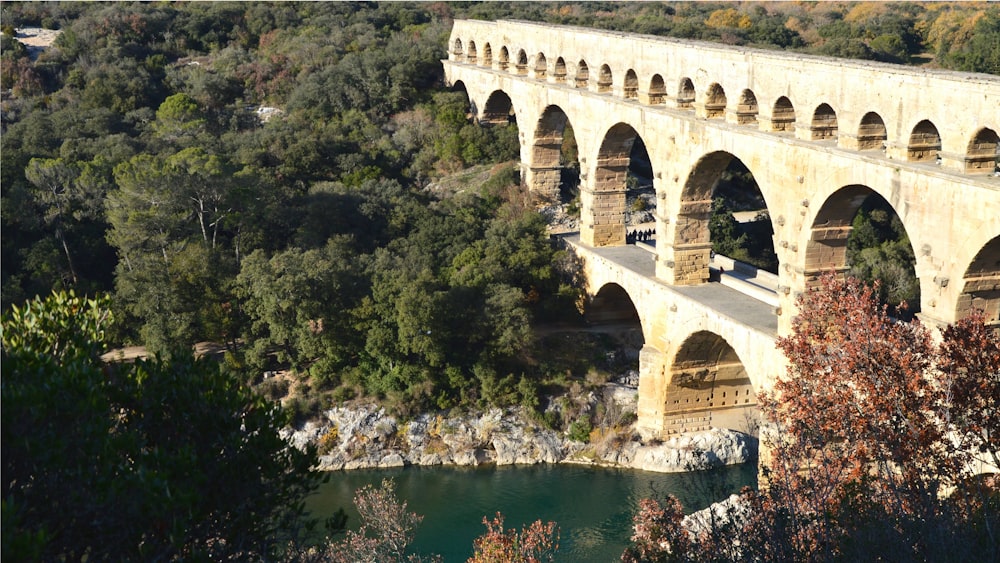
[559,234,780,336]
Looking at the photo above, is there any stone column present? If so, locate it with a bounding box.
[523,167,562,203]
[635,344,669,441]
[657,199,713,284]
[580,156,627,247]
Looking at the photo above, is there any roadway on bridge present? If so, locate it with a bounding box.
[558,234,780,336]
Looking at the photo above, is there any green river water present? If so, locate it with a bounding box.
[306,463,757,562]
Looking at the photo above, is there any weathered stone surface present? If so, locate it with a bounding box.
[629,428,757,473]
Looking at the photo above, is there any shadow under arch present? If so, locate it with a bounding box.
[530,104,580,203]
[585,283,645,386]
[957,235,1000,325]
[663,330,759,435]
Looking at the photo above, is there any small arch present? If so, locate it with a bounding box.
[771,96,795,132]
[857,112,887,151]
[575,60,589,89]
[598,64,613,93]
[647,74,666,105]
[957,236,1000,324]
[965,127,999,174]
[704,83,727,119]
[624,69,639,100]
[553,57,567,83]
[736,89,758,125]
[482,43,493,66]
[678,77,695,109]
[811,103,838,140]
[908,120,941,162]
[498,46,510,72]
[482,90,516,125]
[452,38,463,58]
[467,41,477,64]
[515,49,528,75]
[533,52,547,78]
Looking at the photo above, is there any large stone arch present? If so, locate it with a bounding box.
[526,104,579,202]
[664,151,778,285]
[965,127,999,174]
[652,331,759,436]
[581,122,652,247]
[956,235,1000,324]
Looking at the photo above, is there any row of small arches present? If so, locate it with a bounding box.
[452,38,999,175]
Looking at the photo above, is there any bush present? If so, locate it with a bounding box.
[567,417,592,443]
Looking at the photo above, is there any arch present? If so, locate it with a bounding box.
[598,64,613,93]
[481,90,516,125]
[529,105,579,202]
[678,77,695,109]
[662,331,759,435]
[736,89,758,125]
[482,43,493,66]
[647,74,666,105]
[452,38,463,57]
[533,52,547,78]
[588,123,651,246]
[956,235,1000,324]
[498,46,510,72]
[515,49,528,75]
[553,57,567,83]
[908,119,941,162]
[587,283,642,327]
[810,103,838,140]
[857,112,887,151]
[467,41,477,64]
[624,69,639,100]
[704,83,727,119]
[771,96,795,132]
[966,127,999,174]
[670,151,778,283]
[575,60,589,89]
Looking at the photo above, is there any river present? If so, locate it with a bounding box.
[306,463,757,562]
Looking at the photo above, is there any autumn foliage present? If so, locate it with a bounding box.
[623,275,999,561]
[468,512,560,563]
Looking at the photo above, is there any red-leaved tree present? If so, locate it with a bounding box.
[468,512,559,563]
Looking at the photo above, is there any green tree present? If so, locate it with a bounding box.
[2,291,322,561]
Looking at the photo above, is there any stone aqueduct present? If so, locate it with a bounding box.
[444,20,1000,439]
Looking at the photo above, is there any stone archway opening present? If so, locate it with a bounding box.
[482,43,493,66]
[966,127,999,174]
[703,83,727,119]
[534,52,547,78]
[671,152,776,285]
[663,331,759,436]
[499,46,510,71]
[957,235,1000,325]
[736,89,758,125]
[908,119,941,162]
[771,96,795,132]
[598,64,613,93]
[481,90,517,125]
[553,57,567,83]
[467,41,478,64]
[647,74,666,105]
[585,123,656,247]
[529,105,580,205]
[575,60,589,89]
[807,185,920,320]
[586,283,644,386]
[858,112,887,151]
[516,49,528,75]
[810,103,838,140]
[624,69,639,100]
[678,77,695,108]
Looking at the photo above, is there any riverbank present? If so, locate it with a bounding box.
[282,396,757,474]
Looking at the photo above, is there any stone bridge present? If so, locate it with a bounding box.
[444,20,1000,440]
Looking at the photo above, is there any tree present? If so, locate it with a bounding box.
[2,291,322,561]
[468,512,560,563]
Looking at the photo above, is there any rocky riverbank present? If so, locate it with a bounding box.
[282,399,757,474]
